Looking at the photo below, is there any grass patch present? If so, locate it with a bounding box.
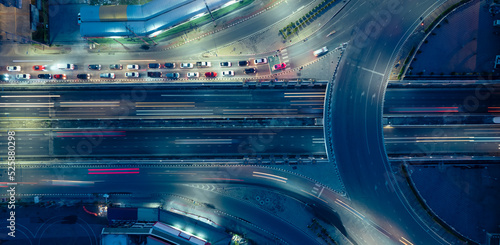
[400,165,478,244]
[87,0,253,45]
[32,0,49,44]
[398,46,415,79]
[424,0,471,33]
[152,0,254,41]
[280,0,338,39]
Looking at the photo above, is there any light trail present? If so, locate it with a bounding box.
[1,95,60,98]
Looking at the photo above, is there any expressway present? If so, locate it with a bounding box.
[384,125,500,156]
[0,128,326,158]
[330,0,468,244]
[0,87,325,119]
[0,0,481,245]
[384,86,499,115]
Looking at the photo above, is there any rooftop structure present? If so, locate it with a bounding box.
[79,0,233,38]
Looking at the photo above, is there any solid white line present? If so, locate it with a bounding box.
[13,60,53,62]
[119,60,156,62]
[317,187,324,198]
[360,67,384,76]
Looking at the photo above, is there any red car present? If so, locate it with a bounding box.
[54,74,67,80]
[33,65,46,71]
[273,63,286,70]
[205,72,217,77]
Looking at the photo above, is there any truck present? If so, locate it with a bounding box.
[196,61,212,68]
[494,20,500,27]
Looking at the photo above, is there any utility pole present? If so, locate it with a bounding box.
[203,0,216,26]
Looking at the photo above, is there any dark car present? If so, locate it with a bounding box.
[165,73,180,79]
[148,63,161,69]
[244,68,257,74]
[109,64,123,70]
[88,64,101,70]
[164,63,175,68]
[77,74,90,79]
[147,72,162,78]
[238,60,249,66]
[38,74,52,79]
[205,72,217,78]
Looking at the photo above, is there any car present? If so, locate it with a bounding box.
[273,63,287,70]
[53,74,67,80]
[180,63,193,69]
[110,64,123,70]
[244,68,257,74]
[220,62,232,67]
[127,64,140,70]
[205,72,217,78]
[88,64,101,70]
[100,73,115,79]
[222,71,234,77]
[37,74,52,79]
[187,72,199,78]
[57,64,75,70]
[78,13,81,25]
[238,60,249,66]
[0,74,10,81]
[33,65,46,71]
[148,63,161,69]
[125,72,139,77]
[254,58,268,64]
[165,73,180,79]
[16,74,31,79]
[164,63,176,68]
[147,72,162,78]
[77,74,90,79]
[7,66,21,72]
[313,46,328,57]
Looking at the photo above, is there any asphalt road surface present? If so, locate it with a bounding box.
[384,125,500,156]
[0,128,326,158]
[12,165,399,245]
[330,0,466,244]
[384,86,499,115]
[0,87,325,119]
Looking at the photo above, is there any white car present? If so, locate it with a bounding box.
[125,72,139,78]
[180,63,193,69]
[220,62,232,67]
[7,66,21,72]
[254,58,268,64]
[187,72,199,78]
[57,64,75,70]
[127,64,140,70]
[313,46,328,57]
[16,74,31,79]
[222,70,235,77]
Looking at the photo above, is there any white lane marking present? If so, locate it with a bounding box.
[360,66,384,76]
